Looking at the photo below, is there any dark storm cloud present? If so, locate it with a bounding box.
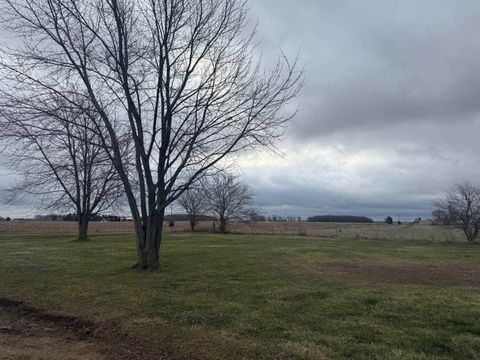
[254,0,480,138]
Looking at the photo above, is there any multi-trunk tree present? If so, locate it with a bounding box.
[206,172,253,233]
[0,98,123,241]
[435,181,480,242]
[0,0,302,269]
[178,186,208,232]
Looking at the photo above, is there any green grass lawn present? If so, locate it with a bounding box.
[1,232,480,359]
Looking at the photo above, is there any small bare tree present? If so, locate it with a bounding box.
[178,186,207,232]
[0,99,123,241]
[431,209,452,225]
[206,172,253,233]
[435,181,480,242]
[0,0,302,269]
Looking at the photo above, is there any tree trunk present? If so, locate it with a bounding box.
[473,226,479,242]
[219,217,227,234]
[77,215,89,242]
[463,226,477,242]
[189,215,196,232]
[467,226,479,242]
[134,208,165,270]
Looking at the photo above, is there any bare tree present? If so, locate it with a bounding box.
[178,186,207,232]
[431,209,452,225]
[435,181,480,242]
[0,0,302,269]
[206,172,253,233]
[0,98,123,241]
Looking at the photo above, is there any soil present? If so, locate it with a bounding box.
[276,259,480,286]
[0,299,103,360]
[0,298,171,360]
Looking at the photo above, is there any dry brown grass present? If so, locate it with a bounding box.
[196,221,465,242]
[0,221,135,236]
[0,220,465,242]
[267,258,480,286]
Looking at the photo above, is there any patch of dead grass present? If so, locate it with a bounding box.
[268,258,480,286]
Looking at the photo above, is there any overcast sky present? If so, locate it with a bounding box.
[240,0,480,220]
[2,0,480,220]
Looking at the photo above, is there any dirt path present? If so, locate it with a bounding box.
[0,299,172,360]
[0,304,104,360]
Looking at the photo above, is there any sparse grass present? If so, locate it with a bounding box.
[0,220,467,243]
[1,231,480,359]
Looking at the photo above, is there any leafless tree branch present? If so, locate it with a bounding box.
[0,0,303,268]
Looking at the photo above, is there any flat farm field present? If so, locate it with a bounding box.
[0,223,479,359]
[0,220,466,242]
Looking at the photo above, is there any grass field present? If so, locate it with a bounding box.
[1,229,480,359]
[0,220,467,242]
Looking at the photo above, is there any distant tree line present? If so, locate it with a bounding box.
[33,214,123,222]
[307,215,374,223]
[267,215,302,222]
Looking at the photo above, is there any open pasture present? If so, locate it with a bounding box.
[0,224,480,359]
[0,220,466,243]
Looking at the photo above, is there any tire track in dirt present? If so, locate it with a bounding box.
[0,298,176,360]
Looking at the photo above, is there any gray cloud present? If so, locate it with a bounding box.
[229,0,480,219]
[2,1,480,220]
[254,0,480,137]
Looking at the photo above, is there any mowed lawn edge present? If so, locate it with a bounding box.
[1,232,480,359]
